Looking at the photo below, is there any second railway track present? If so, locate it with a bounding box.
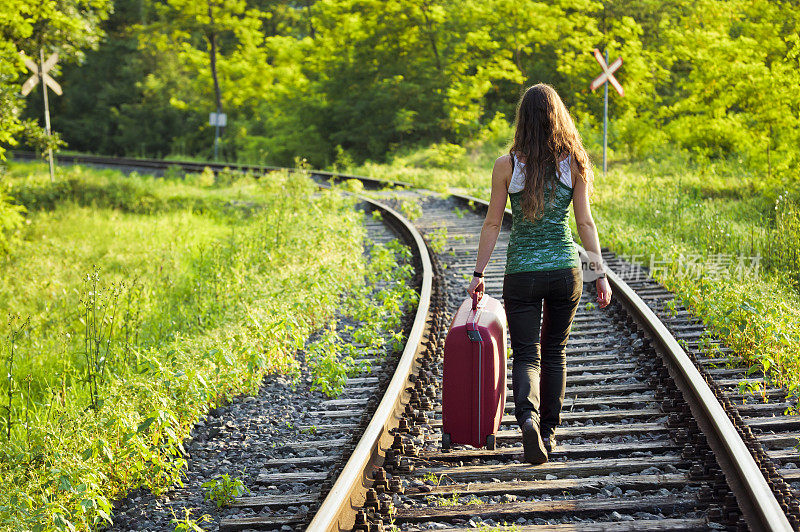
[14,152,800,531]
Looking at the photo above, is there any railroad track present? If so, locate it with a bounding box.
[12,152,800,531]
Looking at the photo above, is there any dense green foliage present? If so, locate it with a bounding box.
[0,162,368,530]
[7,0,798,177]
[0,180,25,253]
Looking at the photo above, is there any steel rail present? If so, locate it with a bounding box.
[304,197,432,532]
[14,151,793,530]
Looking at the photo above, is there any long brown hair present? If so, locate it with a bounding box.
[510,83,593,221]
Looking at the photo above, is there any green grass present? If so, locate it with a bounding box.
[0,161,367,530]
[346,142,800,404]
[305,238,418,397]
[592,156,800,401]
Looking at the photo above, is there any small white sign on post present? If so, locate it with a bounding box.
[209,112,227,127]
[209,112,226,160]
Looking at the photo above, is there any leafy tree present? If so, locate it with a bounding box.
[641,0,800,178]
[135,0,270,159]
[4,0,113,159]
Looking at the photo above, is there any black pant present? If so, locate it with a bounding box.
[502,267,582,438]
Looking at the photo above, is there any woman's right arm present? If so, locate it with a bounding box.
[572,159,612,308]
[467,155,510,297]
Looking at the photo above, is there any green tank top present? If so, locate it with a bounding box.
[505,156,580,274]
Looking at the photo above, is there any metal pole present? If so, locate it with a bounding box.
[603,49,608,178]
[40,48,55,183]
[213,107,220,161]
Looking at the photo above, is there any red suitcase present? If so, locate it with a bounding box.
[441,293,507,450]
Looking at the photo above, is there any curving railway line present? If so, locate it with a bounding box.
[12,152,800,531]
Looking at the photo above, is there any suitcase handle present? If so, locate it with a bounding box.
[471,292,483,310]
[468,293,485,336]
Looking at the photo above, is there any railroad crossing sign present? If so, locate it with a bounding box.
[590,48,624,97]
[19,49,61,182]
[589,48,624,177]
[20,51,62,97]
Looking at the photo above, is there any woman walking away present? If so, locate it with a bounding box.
[467,83,612,465]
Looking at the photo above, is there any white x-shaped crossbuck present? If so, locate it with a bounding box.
[590,48,624,97]
[20,52,62,97]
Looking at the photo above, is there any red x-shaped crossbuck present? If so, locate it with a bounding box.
[590,48,624,97]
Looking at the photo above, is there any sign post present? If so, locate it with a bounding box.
[20,49,62,183]
[209,111,227,161]
[590,48,624,177]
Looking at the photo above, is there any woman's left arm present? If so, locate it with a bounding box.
[467,156,511,296]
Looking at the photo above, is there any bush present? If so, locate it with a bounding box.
[0,181,25,254]
[404,142,467,169]
[4,164,261,216]
[9,170,165,214]
[465,111,513,162]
